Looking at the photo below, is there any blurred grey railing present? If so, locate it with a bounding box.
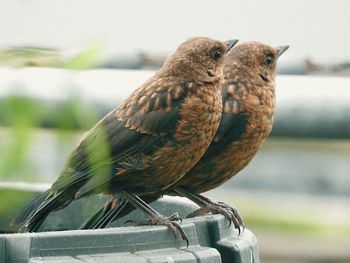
[273,76,350,138]
[1,67,350,138]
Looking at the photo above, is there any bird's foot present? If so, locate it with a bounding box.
[187,201,244,235]
[125,212,188,246]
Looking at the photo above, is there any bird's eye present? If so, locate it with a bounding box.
[212,49,222,61]
[265,54,274,65]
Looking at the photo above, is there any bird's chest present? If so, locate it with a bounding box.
[174,85,223,146]
[150,85,223,189]
[222,92,275,168]
[242,90,275,140]
[245,108,274,140]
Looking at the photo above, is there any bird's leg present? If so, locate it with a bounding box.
[173,187,244,235]
[122,191,188,246]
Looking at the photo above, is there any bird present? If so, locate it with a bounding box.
[13,37,238,241]
[80,42,289,233]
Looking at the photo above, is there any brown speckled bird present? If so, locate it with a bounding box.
[81,42,289,233]
[13,37,238,238]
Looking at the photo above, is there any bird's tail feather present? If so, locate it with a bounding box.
[12,190,51,226]
[80,204,107,229]
[80,198,128,229]
[81,195,160,230]
[12,190,63,233]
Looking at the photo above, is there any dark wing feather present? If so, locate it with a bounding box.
[204,113,247,158]
[51,78,189,197]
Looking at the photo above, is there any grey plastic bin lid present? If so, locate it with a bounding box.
[0,184,259,263]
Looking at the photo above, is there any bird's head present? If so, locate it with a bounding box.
[160,37,238,84]
[224,42,289,83]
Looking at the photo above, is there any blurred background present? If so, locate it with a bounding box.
[1,0,350,262]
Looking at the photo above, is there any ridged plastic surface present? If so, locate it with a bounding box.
[0,186,259,263]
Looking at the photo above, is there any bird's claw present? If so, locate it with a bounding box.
[216,201,245,234]
[166,212,183,223]
[124,213,188,246]
[187,202,244,235]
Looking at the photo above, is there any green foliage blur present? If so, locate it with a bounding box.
[0,46,103,182]
[0,45,102,68]
[0,96,39,181]
[0,95,104,181]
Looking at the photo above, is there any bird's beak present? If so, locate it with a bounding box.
[225,39,239,53]
[276,45,289,59]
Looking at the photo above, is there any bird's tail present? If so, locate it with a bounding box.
[80,198,129,229]
[12,190,64,233]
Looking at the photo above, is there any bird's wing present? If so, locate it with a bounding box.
[51,77,189,196]
[203,82,248,158]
